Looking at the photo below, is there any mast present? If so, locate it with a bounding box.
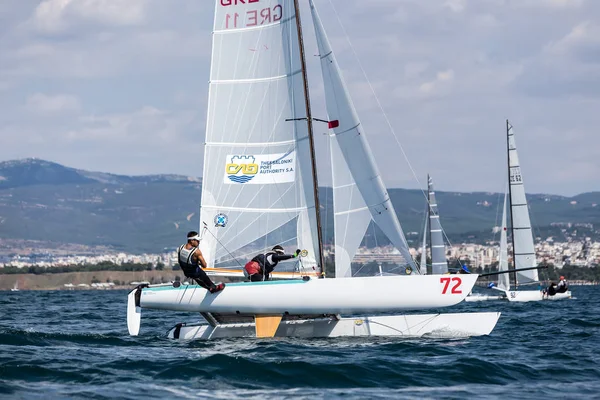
[506,119,517,287]
[427,174,431,275]
[293,0,325,277]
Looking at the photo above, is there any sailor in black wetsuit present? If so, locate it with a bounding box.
[556,276,568,293]
[244,245,300,282]
[178,231,225,293]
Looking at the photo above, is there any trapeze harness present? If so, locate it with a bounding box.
[556,280,568,293]
[244,252,294,281]
[177,244,220,291]
[178,245,200,277]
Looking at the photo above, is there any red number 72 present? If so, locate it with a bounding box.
[440,277,462,294]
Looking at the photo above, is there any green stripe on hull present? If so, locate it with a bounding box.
[144,279,308,292]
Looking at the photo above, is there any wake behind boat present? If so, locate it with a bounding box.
[126,0,501,340]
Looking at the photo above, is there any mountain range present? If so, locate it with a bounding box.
[1,158,599,253]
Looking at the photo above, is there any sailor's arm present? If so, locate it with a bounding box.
[272,249,301,263]
[193,248,208,269]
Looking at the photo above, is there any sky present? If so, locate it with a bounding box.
[0,0,599,196]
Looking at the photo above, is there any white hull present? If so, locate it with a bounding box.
[167,312,501,340]
[138,274,479,315]
[465,290,572,302]
[507,290,572,302]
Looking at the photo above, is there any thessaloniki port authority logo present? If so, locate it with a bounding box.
[225,155,258,183]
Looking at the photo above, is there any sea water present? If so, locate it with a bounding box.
[1,287,599,399]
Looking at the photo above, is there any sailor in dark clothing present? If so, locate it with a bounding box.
[556,276,568,293]
[545,282,557,296]
[178,231,225,293]
[244,245,301,282]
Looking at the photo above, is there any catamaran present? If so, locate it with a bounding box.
[127,0,500,339]
[466,121,572,302]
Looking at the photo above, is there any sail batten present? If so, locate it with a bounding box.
[211,69,302,84]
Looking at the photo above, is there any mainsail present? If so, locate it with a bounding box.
[497,190,510,291]
[199,0,320,274]
[507,121,539,285]
[309,0,417,277]
[419,209,428,272]
[427,175,448,274]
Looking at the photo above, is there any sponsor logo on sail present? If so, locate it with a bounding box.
[226,155,259,183]
[224,152,296,185]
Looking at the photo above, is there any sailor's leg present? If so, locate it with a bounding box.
[191,267,217,290]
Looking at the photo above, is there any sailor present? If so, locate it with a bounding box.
[556,275,569,293]
[545,282,557,296]
[178,231,225,293]
[244,245,301,282]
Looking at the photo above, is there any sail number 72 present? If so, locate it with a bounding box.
[440,277,462,294]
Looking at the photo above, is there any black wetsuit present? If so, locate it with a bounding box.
[556,280,568,293]
[249,252,295,282]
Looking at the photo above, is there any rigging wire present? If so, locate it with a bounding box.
[326,0,430,203]
[326,0,466,260]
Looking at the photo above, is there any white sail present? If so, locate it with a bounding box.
[419,208,428,273]
[428,176,448,274]
[330,136,372,278]
[199,0,319,273]
[309,0,417,274]
[507,122,538,284]
[497,190,510,291]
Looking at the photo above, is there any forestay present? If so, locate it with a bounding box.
[310,0,417,277]
[199,0,319,273]
[507,123,538,284]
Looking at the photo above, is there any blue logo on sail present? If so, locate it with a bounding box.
[214,213,228,228]
[226,155,258,183]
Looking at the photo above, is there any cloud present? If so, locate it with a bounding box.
[31,0,148,34]
[515,0,585,9]
[418,69,455,96]
[544,21,600,62]
[26,93,81,114]
[444,0,466,13]
[0,0,599,196]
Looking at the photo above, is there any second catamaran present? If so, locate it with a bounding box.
[467,121,572,302]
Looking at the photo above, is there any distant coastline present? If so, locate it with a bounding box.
[0,271,196,291]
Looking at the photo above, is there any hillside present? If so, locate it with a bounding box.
[1,159,599,253]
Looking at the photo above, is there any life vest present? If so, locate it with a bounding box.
[251,252,278,274]
[178,244,199,276]
[557,280,568,293]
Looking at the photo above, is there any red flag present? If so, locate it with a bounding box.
[328,120,339,129]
